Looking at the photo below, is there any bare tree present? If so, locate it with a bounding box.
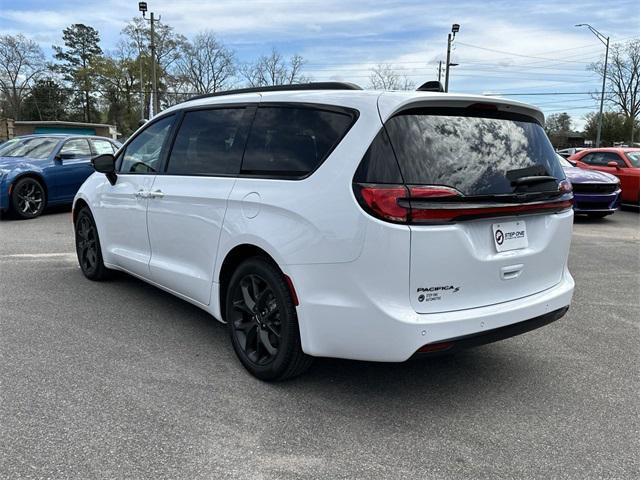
[0,34,46,119]
[176,32,236,94]
[241,48,308,87]
[590,40,640,143]
[122,17,187,107]
[368,64,415,91]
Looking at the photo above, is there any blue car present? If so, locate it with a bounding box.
[0,135,121,219]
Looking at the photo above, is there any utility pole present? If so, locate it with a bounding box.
[444,24,460,93]
[576,24,609,148]
[150,11,159,116]
[139,2,160,117]
[438,61,442,83]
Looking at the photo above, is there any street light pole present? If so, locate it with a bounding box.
[139,2,159,117]
[150,11,159,116]
[444,24,460,93]
[576,23,609,148]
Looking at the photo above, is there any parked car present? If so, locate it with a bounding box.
[0,134,121,219]
[557,155,620,218]
[569,147,640,205]
[74,83,575,380]
[557,147,586,159]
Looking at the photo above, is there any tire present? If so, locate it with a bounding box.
[74,207,110,281]
[10,177,46,219]
[587,212,610,219]
[226,257,312,381]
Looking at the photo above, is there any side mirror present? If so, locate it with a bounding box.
[92,154,117,185]
[606,161,621,169]
[55,153,74,162]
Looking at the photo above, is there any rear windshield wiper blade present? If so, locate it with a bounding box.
[510,175,557,186]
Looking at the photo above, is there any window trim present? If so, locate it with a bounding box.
[238,102,360,181]
[116,113,177,175]
[59,137,92,159]
[161,103,257,178]
[89,138,118,156]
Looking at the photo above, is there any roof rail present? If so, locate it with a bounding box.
[185,82,363,103]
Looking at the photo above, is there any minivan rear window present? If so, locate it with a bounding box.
[241,106,355,178]
[379,108,565,195]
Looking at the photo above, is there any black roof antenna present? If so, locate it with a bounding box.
[417,81,445,93]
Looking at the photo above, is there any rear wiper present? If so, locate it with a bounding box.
[510,175,557,186]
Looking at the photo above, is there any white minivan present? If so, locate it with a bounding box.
[74,83,574,380]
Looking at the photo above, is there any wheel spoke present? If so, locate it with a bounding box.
[232,299,253,316]
[259,329,277,356]
[240,283,256,311]
[263,322,281,338]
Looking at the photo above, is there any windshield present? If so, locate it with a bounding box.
[626,152,640,167]
[0,137,59,159]
[556,154,573,168]
[384,108,565,196]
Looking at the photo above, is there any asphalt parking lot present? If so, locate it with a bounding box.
[1,208,638,479]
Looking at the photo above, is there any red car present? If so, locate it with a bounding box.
[569,148,640,205]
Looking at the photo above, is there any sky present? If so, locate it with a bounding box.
[1,0,638,129]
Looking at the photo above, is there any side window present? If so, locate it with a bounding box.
[59,139,91,159]
[119,115,174,173]
[602,152,626,167]
[241,106,355,178]
[166,108,248,175]
[91,139,116,155]
[580,153,600,166]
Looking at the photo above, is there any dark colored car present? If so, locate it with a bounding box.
[570,147,640,205]
[557,155,620,218]
[0,134,121,219]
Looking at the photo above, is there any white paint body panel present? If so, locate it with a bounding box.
[75,89,574,362]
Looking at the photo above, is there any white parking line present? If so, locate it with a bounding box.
[0,253,77,261]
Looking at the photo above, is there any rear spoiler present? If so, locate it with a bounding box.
[378,93,545,125]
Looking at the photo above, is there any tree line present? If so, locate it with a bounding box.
[0,21,311,136]
[0,21,638,143]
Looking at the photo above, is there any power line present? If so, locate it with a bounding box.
[455,41,598,64]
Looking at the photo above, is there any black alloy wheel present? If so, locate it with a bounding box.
[11,177,45,219]
[74,208,109,280]
[231,273,282,365]
[226,258,312,380]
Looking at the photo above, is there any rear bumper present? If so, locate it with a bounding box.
[411,306,568,357]
[573,190,620,213]
[292,264,574,362]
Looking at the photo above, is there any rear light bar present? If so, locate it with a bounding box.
[354,183,573,224]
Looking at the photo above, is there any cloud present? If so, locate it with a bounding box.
[2,0,638,122]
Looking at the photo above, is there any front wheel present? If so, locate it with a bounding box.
[75,207,110,281]
[226,257,312,381]
[10,177,46,219]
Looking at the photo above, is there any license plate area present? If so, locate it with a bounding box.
[492,220,528,252]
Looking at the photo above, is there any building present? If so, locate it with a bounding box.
[0,119,118,142]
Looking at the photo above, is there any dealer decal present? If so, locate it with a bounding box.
[417,285,460,302]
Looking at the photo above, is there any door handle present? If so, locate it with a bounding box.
[149,189,164,199]
[134,190,150,199]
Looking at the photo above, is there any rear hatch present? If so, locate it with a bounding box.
[353,103,573,314]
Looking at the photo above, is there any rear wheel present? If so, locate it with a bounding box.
[10,177,46,219]
[75,207,110,281]
[226,257,312,381]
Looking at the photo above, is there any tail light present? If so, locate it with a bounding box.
[354,183,573,224]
